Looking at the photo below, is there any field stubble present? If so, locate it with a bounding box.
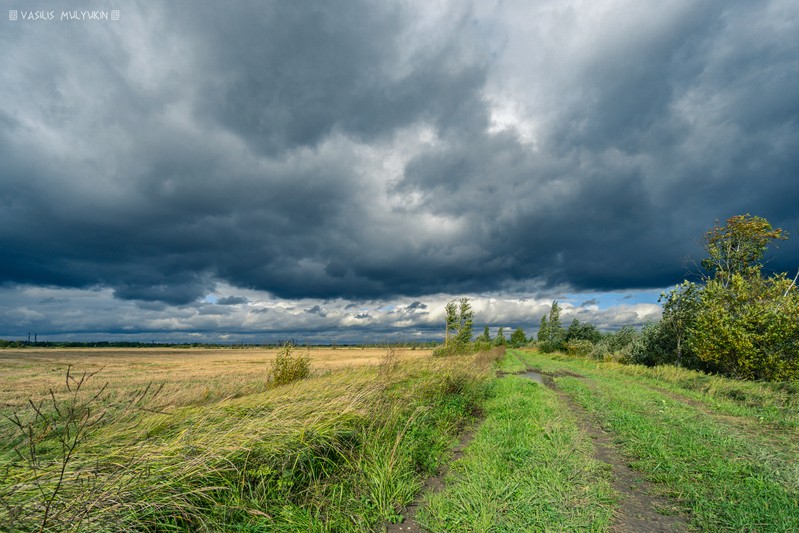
[0,347,431,412]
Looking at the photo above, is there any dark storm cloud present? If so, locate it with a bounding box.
[1,0,798,318]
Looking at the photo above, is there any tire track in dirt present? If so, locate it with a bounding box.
[532,368,691,533]
[385,426,479,532]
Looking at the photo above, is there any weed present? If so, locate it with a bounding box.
[0,366,164,532]
[269,343,311,386]
[379,345,401,380]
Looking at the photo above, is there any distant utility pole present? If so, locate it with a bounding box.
[34,333,37,344]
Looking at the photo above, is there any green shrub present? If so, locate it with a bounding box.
[564,339,594,357]
[270,343,311,386]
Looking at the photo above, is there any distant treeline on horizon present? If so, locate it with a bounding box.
[0,339,439,349]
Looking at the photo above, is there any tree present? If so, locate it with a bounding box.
[565,319,601,344]
[548,301,563,343]
[494,327,506,346]
[701,214,786,286]
[690,273,799,380]
[510,327,527,348]
[478,326,491,343]
[658,281,701,367]
[456,297,474,345]
[444,300,458,347]
[537,315,549,343]
[441,297,475,354]
[539,301,565,352]
[686,215,799,380]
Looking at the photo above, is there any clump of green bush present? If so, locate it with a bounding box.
[270,343,311,386]
[564,339,593,357]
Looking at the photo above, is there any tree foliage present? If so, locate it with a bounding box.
[439,297,476,355]
[657,281,701,367]
[538,301,565,353]
[691,274,799,380]
[537,315,549,343]
[565,319,601,344]
[494,327,506,346]
[456,297,474,346]
[642,214,799,381]
[701,214,786,285]
[479,326,491,344]
[510,327,527,348]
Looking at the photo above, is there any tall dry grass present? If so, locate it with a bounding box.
[1,346,494,531]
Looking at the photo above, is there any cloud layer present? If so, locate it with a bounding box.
[1,0,798,339]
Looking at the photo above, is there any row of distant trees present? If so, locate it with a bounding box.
[439,215,799,382]
[436,295,603,355]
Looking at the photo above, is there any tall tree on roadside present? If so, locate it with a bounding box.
[456,297,474,345]
[658,281,701,366]
[548,301,563,344]
[537,315,549,343]
[701,214,786,286]
[444,300,458,347]
[494,327,506,346]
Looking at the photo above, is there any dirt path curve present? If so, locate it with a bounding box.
[535,369,691,533]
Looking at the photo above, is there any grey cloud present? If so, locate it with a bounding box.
[305,305,327,317]
[217,296,248,306]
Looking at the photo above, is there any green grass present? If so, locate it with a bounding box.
[516,349,799,532]
[417,376,615,532]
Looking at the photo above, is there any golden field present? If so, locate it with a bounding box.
[0,346,432,412]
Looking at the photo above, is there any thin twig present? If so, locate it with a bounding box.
[784,268,799,297]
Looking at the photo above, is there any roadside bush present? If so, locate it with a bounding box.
[588,340,610,361]
[588,327,641,363]
[270,343,311,386]
[564,339,594,357]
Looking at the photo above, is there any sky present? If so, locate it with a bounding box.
[1,0,798,344]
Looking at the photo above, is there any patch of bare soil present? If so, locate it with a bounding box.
[538,371,691,533]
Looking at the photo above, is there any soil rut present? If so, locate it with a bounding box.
[534,369,690,533]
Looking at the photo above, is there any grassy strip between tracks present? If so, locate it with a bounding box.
[416,372,615,532]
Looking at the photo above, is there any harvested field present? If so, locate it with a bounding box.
[0,347,431,411]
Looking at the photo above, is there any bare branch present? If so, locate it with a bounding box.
[783,268,799,298]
